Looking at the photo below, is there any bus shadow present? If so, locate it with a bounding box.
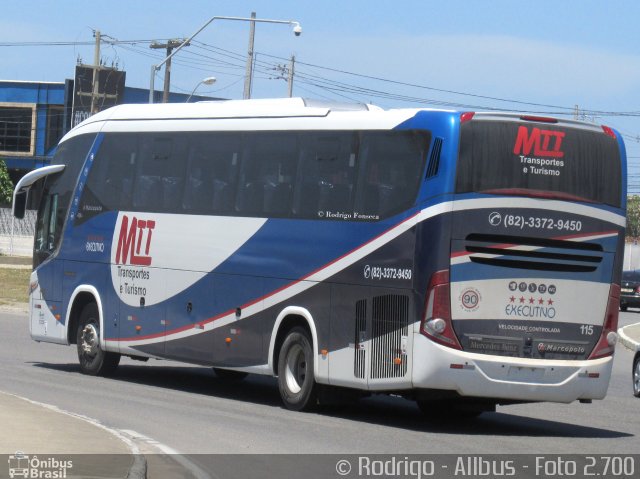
[327,396,633,439]
[31,361,632,440]
[31,361,283,407]
[323,388,637,439]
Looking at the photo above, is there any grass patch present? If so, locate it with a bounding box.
[0,268,30,304]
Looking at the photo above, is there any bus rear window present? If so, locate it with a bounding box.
[456,121,622,207]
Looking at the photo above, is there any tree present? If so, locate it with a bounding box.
[627,195,640,240]
[0,159,13,206]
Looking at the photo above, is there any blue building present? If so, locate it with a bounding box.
[0,80,70,174]
[0,79,220,184]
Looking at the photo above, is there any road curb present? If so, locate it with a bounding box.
[2,392,147,478]
[618,322,640,353]
[0,302,28,314]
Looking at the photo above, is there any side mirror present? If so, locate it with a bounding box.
[12,190,27,219]
[11,165,65,220]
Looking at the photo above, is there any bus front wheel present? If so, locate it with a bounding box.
[277,327,318,411]
[76,303,120,376]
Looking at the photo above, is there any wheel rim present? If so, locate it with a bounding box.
[634,360,640,395]
[284,344,307,394]
[80,323,100,359]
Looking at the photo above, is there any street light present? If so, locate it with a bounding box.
[149,14,302,103]
[186,76,217,102]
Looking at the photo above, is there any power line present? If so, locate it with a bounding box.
[6,35,640,133]
[0,39,163,47]
[189,39,640,119]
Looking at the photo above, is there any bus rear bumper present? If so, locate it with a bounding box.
[411,334,613,403]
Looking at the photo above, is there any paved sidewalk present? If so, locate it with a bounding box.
[618,322,640,352]
[0,392,145,478]
[0,254,31,269]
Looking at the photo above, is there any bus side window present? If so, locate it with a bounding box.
[82,133,137,213]
[183,133,240,215]
[134,135,187,213]
[133,175,162,210]
[237,133,297,217]
[210,135,240,214]
[182,161,211,213]
[34,187,54,254]
[355,131,428,218]
[294,132,357,218]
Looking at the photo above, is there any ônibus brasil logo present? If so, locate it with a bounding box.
[513,126,565,158]
[115,215,155,266]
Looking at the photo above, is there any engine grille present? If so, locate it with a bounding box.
[370,294,409,379]
[354,299,367,379]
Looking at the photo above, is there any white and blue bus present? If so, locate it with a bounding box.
[13,98,627,415]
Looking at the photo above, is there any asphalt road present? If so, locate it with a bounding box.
[1,308,638,456]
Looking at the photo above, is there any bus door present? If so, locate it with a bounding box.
[19,135,97,344]
[31,182,66,343]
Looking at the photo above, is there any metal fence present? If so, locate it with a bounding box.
[0,207,36,235]
[624,242,640,271]
[0,207,36,256]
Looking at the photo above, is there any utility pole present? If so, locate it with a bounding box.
[76,30,120,117]
[90,31,102,114]
[150,39,189,103]
[243,12,257,99]
[148,14,301,103]
[574,105,580,120]
[287,55,295,97]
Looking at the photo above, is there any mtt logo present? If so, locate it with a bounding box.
[513,125,565,158]
[115,215,156,266]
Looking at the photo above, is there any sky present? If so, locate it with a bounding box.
[3,0,640,191]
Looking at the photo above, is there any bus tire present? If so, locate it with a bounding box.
[633,353,640,398]
[213,368,248,381]
[277,327,318,411]
[76,303,120,376]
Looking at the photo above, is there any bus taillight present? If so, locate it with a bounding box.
[460,112,475,123]
[519,115,558,124]
[601,125,617,139]
[589,284,620,360]
[420,270,462,350]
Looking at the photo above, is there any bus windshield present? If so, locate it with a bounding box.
[455,120,622,207]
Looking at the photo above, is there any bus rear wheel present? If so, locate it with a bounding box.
[277,327,318,411]
[76,303,120,376]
